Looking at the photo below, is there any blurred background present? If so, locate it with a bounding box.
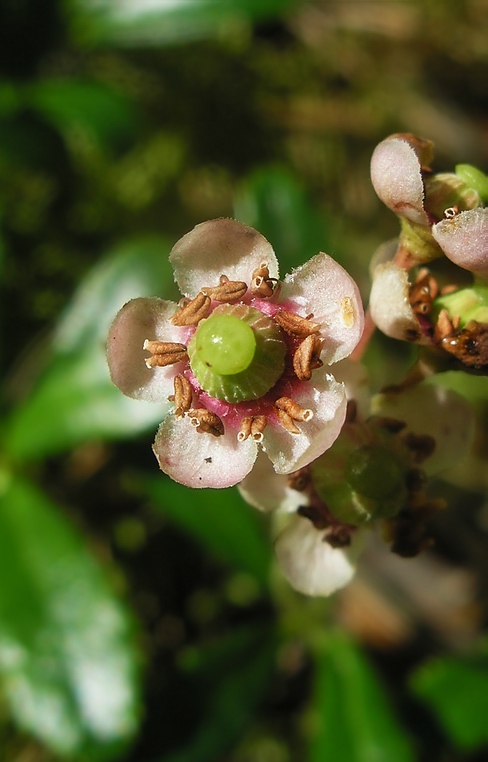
[1,0,488,760]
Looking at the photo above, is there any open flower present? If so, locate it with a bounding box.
[239,366,474,596]
[107,218,364,488]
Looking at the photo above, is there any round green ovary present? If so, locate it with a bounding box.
[193,314,256,375]
[347,446,403,500]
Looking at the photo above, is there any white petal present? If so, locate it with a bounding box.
[332,359,371,421]
[432,208,488,278]
[370,137,429,225]
[107,298,185,403]
[275,515,358,596]
[238,451,306,513]
[263,370,347,474]
[153,414,258,488]
[370,382,475,476]
[369,262,427,343]
[169,218,279,298]
[280,252,364,365]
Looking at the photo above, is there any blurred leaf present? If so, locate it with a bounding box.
[234,165,337,273]
[410,644,488,751]
[309,632,414,762]
[30,78,139,153]
[0,474,141,760]
[5,236,178,459]
[145,478,271,587]
[70,0,295,47]
[165,623,276,762]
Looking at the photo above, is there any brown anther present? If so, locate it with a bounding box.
[402,432,436,464]
[444,206,458,219]
[434,308,454,342]
[171,292,211,326]
[287,468,311,492]
[201,275,248,303]
[441,320,488,369]
[368,416,406,434]
[324,525,353,549]
[409,268,439,318]
[251,262,277,298]
[274,397,313,433]
[170,374,193,417]
[274,309,320,337]
[143,340,188,368]
[293,334,323,381]
[237,415,268,442]
[188,408,224,437]
[297,504,330,531]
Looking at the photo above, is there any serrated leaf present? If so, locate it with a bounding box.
[145,478,271,588]
[410,645,488,750]
[309,632,414,762]
[0,474,141,760]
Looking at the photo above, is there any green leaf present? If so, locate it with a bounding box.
[410,644,488,750]
[165,624,276,762]
[30,78,139,152]
[0,474,141,760]
[5,236,177,459]
[70,0,295,48]
[234,165,337,273]
[308,632,414,762]
[145,478,271,588]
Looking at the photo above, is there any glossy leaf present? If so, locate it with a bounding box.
[0,475,141,760]
[308,632,414,762]
[145,478,271,588]
[411,645,488,750]
[70,0,294,47]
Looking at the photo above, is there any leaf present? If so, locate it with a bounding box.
[164,624,276,762]
[234,165,337,273]
[410,645,488,750]
[5,236,177,459]
[70,0,294,48]
[30,78,139,153]
[145,478,271,588]
[0,474,142,760]
[308,632,415,762]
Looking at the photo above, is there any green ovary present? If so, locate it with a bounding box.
[188,304,286,403]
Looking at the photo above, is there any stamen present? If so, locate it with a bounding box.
[293,334,323,381]
[287,468,311,491]
[170,374,193,417]
[237,415,268,442]
[251,262,277,298]
[201,275,248,303]
[274,310,320,337]
[444,206,458,219]
[143,340,188,368]
[171,292,211,326]
[402,432,436,463]
[274,396,313,434]
[188,408,224,437]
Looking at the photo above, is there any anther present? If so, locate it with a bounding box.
[143,340,188,368]
[274,397,313,433]
[251,262,277,298]
[274,310,320,337]
[293,334,323,381]
[201,275,248,303]
[171,292,212,326]
[188,408,225,437]
[237,415,268,442]
[170,374,193,417]
[444,206,458,219]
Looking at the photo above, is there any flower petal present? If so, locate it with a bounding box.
[275,515,358,596]
[263,369,347,474]
[432,207,488,278]
[238,451,306,513]
[153,415,258,488]
[371,137,429,225]
[169,218,279,298]
[107,297,184,403]
[281,252,364,365]
[369,261,427,343]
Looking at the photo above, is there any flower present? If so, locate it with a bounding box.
[107,218,364,488]
[239,365,474,596]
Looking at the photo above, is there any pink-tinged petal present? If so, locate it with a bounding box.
[281,252,365,365]
[432,208,488,278]
[263,369,347,474]
[107,297,184,403]
[238,451,306,513]
[275,515,359,596]
[371,383,475,476]
[369,262,427,343]
[169,218,279,298]
[153,415,258,488]
[371,137,429,225]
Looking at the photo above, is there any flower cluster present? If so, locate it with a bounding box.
[369,133,488,372]
[107,218,364,489]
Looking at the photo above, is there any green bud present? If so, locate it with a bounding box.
[455,164,488,204]
[424,172,481,221]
